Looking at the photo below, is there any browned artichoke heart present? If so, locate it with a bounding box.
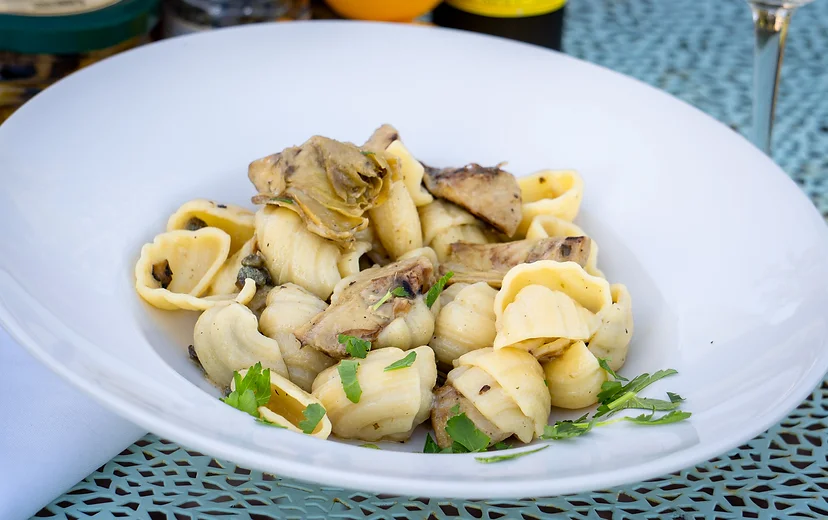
[440,236,591,287]
[423,163,523,237]
[249,135,398,244]
[294,256,434,358]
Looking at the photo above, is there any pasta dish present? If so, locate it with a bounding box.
[135,124,686,460]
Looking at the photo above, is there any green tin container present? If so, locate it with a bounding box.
[0,0,160,122]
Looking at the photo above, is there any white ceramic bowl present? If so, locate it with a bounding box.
[0,22,826,499]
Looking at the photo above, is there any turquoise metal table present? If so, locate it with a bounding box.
[37,1,828,518]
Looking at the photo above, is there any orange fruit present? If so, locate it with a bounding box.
[324,0,442,22]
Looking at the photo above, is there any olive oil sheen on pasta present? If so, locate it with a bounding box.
[432,0,566,51]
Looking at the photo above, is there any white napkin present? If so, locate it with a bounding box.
[0,328,144,520]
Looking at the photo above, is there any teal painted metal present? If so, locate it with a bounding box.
[37,0,828,518]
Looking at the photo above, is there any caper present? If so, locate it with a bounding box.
[236,265,271,288]
[241,253,265,268]
[185,217,207,231]
[152,260,173,289]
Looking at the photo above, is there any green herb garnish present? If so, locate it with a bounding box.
[597,357,628,381]
[338,360,362,403]
[624,409,692,425]
[371,285,412,311]
[445,411,490,453]
[220,362,271,417]
[423,433,442,454]
[339,334,372,359]
[492,441,512,451]
[269,196,294,204]
[384,351,417,371]
[426,271,454,308]
[298,403,326,434]
[255,417,286,428]
[475,445,549,464]
[361,150,375,157]
[594,369,679,418]
[541,367,689,441]
[541,419,596,440]
[361,444,380,449]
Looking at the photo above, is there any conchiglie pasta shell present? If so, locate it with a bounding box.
[337,241,373,278]
[516,170,584,236]
[455,347,550,438]
[233,368,331,439]
[543,341,607,409]
[430,282,497,367]
[418,199,478,245]
[493,285,592,350]
[529,337,573,362]
[259,284,333,392]
[208,237,257,296]
[193,301,289,387]
[429,224,490,262]
[368,180,423,259]
[167,199,255,255]
[375,296,436,351]
[495,260,612,322]
[312,346,437,442]
[385,140,433,207]
[448,365,535,443]
[587,284,634,371]
[255,206,342,300]
[147,278,257,312]
[135,228,237,310]
[525,215,603,278]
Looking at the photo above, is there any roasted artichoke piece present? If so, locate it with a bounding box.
[294,256,435,358]
[249,135,398,244]
[440,236,591,287]
[423,163,522,236]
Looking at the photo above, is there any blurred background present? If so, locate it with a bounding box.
[0,0,564,124]
[1,0,825,176]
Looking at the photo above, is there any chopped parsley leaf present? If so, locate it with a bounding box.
[338,360,362,403]
[384,351,417,371]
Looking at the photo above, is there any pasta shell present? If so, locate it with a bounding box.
[233,368,332,439]
[337,240,373,278]
[454,347,550,439]
[135,228,256,310]
[193,301,289,387]
[493,285,593,350]
[525,215,603,278]
[255,206,342,300]
[542,341,607,409]
[448,365,534,443]
[419,199,478,245]
[529,337,572,362]
[166,199,255,256]
[375,296,437,351]
[494,260,612,322]
[208,237,257,296]
[385,140,434,207]
[368,179,423,259]
[516,170,584,236]
[429,224,491,263]
[587,284,634,371]
[312,346,437,442]
[430,282,498,367]
[259,284,334,392]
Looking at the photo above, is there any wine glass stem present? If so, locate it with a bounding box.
[749,2,795,155]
